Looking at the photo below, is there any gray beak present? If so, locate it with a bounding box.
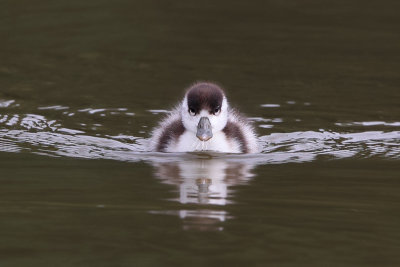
[196,117,213,141]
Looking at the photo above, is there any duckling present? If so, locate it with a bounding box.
[148,82,259,153]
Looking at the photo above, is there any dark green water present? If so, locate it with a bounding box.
[1,0,400,266]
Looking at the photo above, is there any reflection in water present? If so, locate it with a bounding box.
[150,158,255,230]
[149,210,232,231]
[153,159,254,205]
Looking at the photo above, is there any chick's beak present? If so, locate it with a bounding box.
[196,117,213,141]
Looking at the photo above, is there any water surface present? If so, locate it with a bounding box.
[1,0,400,266]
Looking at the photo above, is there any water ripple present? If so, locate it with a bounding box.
[0,111,399,164]
[0,99,16,108]
[336,121,400,127]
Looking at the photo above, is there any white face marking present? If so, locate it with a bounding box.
[181,96,229,135]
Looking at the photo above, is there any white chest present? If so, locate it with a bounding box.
[166,130,241,153]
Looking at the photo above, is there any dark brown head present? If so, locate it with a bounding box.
[186,82,225,116]
[181,82,229,140]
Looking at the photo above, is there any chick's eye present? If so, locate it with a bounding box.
[189,108,196,116]
[213,107,221,115]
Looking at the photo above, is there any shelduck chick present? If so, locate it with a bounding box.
[148,82,259,153]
